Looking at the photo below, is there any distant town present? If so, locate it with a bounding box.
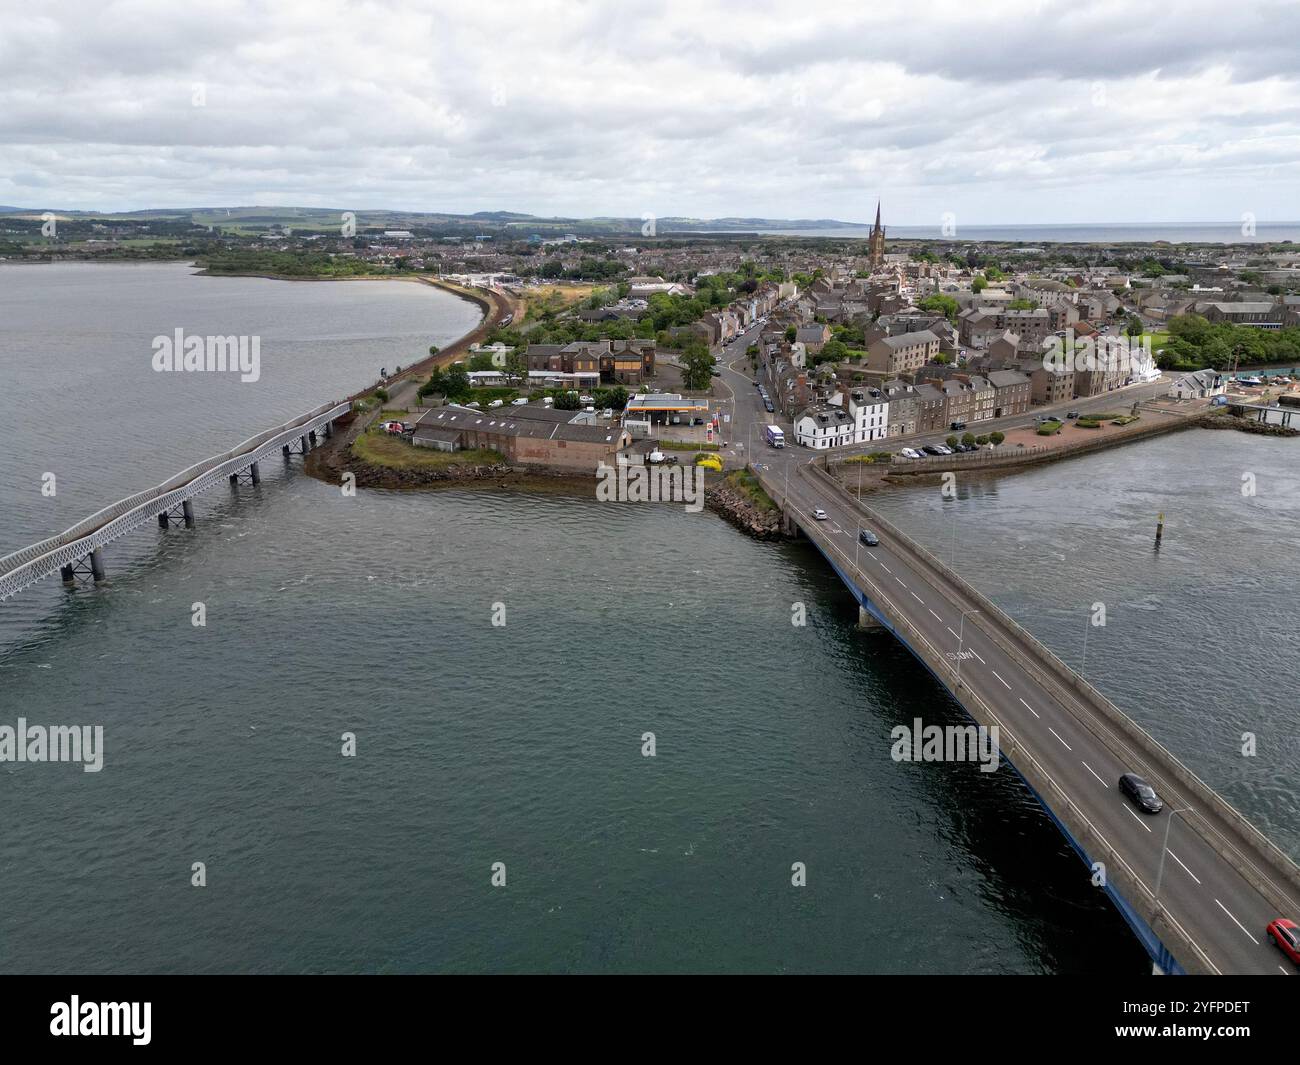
[5,202,1299,481]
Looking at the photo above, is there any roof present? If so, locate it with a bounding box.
[988,369,1030,388]
[416,406,628,446]
[875,329,939,349]
[624,393,711,413]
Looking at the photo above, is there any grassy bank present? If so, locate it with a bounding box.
[727,469,777,512]
[353,432,504,469]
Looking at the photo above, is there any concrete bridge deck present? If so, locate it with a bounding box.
[754,457,1300,975]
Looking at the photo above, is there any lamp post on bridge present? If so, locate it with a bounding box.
[955,608,981,689]
[1153,805,1194,924]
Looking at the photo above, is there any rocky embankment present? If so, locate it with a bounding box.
[705,482,786,540]
[1201,411,1299,437]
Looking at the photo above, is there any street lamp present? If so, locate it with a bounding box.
[955,608,981,688]
[1153,805,1194,926]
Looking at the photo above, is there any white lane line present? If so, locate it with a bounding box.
[894,576,906,587]
[1123,805,1152,832]
[1166,849,1201,885]
[911,592,924,604]
[1214,899,1259,945]
[1281,966,1291,975]
[969,648,986,664]
[1047,727,1072,750]
[990,669,1011,690]
[1081,760,1106,786]
[878,561,891,573]
[1019,698,1040,719]
[929,609,943,623]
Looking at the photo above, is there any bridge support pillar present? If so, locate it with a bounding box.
[309,429,318,446]
[60,564,75,585]
[782,511,798,538]
[249,461,261,485]
[157,511,169,529]
[283,444,291,459]
[322,420,333,438]
[229,473,238,486]
[857,603,884,630]
[300,434,310,452]
[182,499,195,528]
[89,548,106,582]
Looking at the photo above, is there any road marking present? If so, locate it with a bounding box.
[911,592,924,604]
[879,561,891,573]
[990,669,1011,689]
[1214,899,1259,945]
[947,627,959,639]
[969,648,985,664]
[929,609,943,623]
[1166,849,1201,885]
[1281,966,1291,975]
[1019,698,1040,719]
[1123,805,1152,832]
[894,576,906,587]
[1047,727,1072,750]
[1081,760,1106,785]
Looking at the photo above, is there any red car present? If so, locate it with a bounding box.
[1266,918,1300,965]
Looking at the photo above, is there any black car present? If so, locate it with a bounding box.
[1118,772,1163,814]
[858,529,879,546]
[922,444,944,456]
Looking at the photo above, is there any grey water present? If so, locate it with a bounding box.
[1,265,1294,973]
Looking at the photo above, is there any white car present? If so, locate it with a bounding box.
[898,447,921,459]
[813,508,829,521]
[934,444,954,455]
[511,397,529,405]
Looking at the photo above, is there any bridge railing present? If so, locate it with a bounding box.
[804,460,1300,912]
[767,472,1216,973]
[0,401,350,599]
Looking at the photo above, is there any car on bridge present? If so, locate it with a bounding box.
[858,529,879,546]
[813,508,828,521]
[1118,772,1164,814]
[1267,918,1300,965]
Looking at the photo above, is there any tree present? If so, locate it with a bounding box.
[961,432,976,446]
[553,390,581,410]
[1125,315,1144,338]
[946,435,959,449]
[971,275,988,294]
[467,352,497,372]
[918,294,959,322]
[989,431,1005,446]
[1008,298,1038,310]
[680,340,716,391]
[428,344,440,357]
[443,363,472,403]
[419,366,447,398]
[784,325,797,342]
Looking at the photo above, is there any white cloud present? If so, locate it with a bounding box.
[0,0,1297,223]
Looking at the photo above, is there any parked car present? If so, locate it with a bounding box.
[898,447,921,459]
[1267,918,1300,965]
[813,508,828,521]
[511,397,529,406]
[858,529,880,546]
[933,444,954,456]
[1118,772,1163,814]
[488,399,504,408]
[380,420,405,434]
[1066,410,1080,419]
[922,444,944,456]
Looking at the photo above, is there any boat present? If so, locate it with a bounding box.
[1237,375,1265,387]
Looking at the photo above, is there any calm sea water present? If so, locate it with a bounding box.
[0,267,1294,974]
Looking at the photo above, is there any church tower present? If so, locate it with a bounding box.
[868,200,885,270]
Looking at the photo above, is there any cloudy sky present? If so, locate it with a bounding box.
[3,0,1298,225]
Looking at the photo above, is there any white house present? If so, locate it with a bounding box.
[795,405,856,449]
[1168,369,1226,401]
[830,388,890,444]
